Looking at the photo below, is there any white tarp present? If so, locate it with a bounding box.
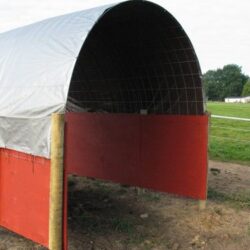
[0,3,116,158]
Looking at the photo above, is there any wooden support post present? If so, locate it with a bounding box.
[198,112,211,211]
[49,113,65,250]
[198,200,207,210]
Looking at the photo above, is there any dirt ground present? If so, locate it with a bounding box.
[0,160,250,250]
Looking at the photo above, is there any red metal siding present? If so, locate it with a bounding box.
[0,113,208,249]
[65,113,208,199]
[0,149,50,247]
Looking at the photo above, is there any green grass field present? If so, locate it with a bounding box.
[206,102,250,165]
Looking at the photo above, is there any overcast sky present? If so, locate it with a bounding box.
[0,0,249,75]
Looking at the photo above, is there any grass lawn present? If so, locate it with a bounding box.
[207,102,250,118]
[206,102,250,165]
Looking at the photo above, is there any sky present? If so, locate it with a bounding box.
[0,0,249,75]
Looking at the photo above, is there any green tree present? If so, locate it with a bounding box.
[242,79,250,96]
[203,64,248,101]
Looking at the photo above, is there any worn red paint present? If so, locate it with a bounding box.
[0,148,50,247]
[65,113,208,199]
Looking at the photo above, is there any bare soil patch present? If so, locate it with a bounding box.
[1,160,250,250]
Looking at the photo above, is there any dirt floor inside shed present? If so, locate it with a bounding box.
[0,160,250,250]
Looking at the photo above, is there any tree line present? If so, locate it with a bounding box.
[203,64,250,101]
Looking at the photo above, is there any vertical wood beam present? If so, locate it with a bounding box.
[199,112,210,210]
[49,113,65,250]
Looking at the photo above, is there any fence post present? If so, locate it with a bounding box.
[49,113,65,250]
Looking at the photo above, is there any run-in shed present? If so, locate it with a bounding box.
[0,1,208,249]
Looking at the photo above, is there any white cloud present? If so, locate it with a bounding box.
[0,0,249,74]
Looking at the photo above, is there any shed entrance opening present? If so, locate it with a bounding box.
[66,1,204,115]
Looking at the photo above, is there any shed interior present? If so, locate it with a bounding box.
[67,1,204,115]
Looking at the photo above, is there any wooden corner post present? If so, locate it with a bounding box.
[49,113,65,250]
[198,112,210,211]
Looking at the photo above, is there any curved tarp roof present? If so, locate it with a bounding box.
[0,1,204,158]
[0,3,115,157]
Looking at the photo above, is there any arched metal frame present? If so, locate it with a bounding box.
[67,1,204,115]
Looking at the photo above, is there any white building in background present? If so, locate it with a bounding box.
[225,96,250,103]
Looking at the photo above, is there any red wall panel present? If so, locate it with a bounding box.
[65,113,208,200]
[0,113,208,250]
[0,149,50,247]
